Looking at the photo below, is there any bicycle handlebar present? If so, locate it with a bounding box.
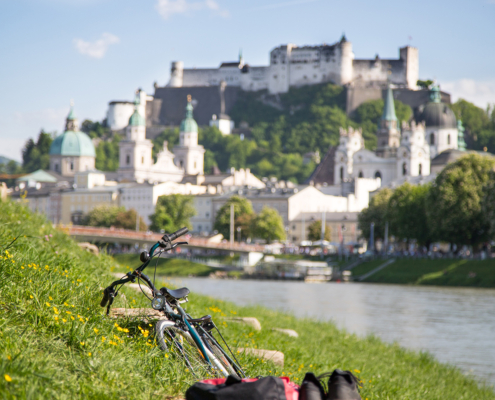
[163,227,188,242]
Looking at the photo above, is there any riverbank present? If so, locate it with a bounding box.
[1,201,494,399]
[352,258,495,287]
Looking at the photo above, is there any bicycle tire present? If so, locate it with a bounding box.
[203,335,239,377]
[155,320,226,378]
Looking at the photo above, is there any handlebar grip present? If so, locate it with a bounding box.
[100,289,109,307]
[164,227,189,242]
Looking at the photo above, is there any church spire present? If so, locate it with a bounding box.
[457,120,467,151]
[180,95,198,133]
[128,90,145,127]
[382,85,397,122]
[65,100,79,131]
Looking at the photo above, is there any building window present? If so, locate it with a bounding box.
[430,133,435,145]
[419,163,422,176]
[142,156,144,164]
[194,161,197,169]
[126,155,130,165]
[358,171,363,178]
[70,162,74,171]
[180,160,183,168]
[402,162,407,176]
[340,166,344,180]
[375,171,382,179]
[447,134,451,145]
[55,164,59,172]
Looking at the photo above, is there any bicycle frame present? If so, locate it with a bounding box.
[100,228,244,376]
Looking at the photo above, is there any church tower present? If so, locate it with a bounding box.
[376,85,400,158]
[173,96,205,176]
[118,91,153,182]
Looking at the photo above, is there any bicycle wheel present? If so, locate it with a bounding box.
[203,334,239,377]
[155,320,224,378]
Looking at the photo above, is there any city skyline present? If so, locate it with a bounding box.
[1,0,495,161]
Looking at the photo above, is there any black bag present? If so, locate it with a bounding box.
[185,375,290,400]
[299,370,362,400]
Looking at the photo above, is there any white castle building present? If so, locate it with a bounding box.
[167,36,418,94]
[333,85,460,187]
[118,93,204,183]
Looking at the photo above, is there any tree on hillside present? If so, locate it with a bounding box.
[426,154,494,249]
[84,205,147,231]
[81,119,109,139]
[149,194,196,233]
[152,127,180,162]
[307,220,331,242]
[214,196,255,240]
[358,188,393,243]
[417,79,434,89]
[252,206,286,243]
[451,99,494,151]
[95,135,121,171]
[22,131,53,173]
[387,183,432,247]
[481,170,495,239]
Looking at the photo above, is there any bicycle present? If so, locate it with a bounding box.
[100,227,245,379]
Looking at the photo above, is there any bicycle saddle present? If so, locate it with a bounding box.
[160,287,190,299]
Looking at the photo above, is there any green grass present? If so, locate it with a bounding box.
[358,258,495,287]
[113,253,215,277]
[1,199,494,399]
[348,259,387,277]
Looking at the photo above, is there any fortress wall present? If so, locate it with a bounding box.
[240,66,269,91]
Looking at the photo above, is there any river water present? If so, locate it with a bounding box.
[169,277,495,385]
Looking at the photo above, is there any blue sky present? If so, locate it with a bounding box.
[1,0,495,162]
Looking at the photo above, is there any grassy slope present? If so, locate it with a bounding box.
[356,258,495,287]
[1,200,494,399]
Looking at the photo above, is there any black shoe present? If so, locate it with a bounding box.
[326,369,361,400]
[300,372,326,400]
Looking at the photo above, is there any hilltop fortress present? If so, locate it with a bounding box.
[107,36,438,132]
[168,35,418,93]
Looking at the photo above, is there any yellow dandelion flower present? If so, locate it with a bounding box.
[7,356,11,361]
[66,311,71,315]
[62,318,67,323]
[93,328,99,334]
[21,266,24,269]
[53,307,59,314]
[117,327,123,332]
[46,302,51,307]
[123,328,129,333]
[49,296,53,300]
[54,316,59,321]
[85,317,88,321]
[165,353,169,358]
[354,369,360,374]
[77,279,81,282]
[70,316,74,320]
[71,305,74,308]
[29,295,33,299]
[64,302,69,307]
[4,374,12,382]
[45,265,49,270]
[80,342,85,346]
[88,352,92,356]
[102,337,106,342]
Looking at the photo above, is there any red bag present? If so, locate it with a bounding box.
[186,375,299,400]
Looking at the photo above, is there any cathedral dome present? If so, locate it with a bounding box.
[128,109,145,127]
[417,86,457,129]
[180,96,198,133]
[50,104,96,157]
[49,130,96,157]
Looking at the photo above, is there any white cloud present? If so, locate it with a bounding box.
[73,32,120,59]
[441,79,495,109]
[155,0,229,19]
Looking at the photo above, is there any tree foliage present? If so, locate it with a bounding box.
[84,205,147,231]
[387,183,432,246]
[252,206,286,243]
[213,196,255,240]
[307,220,331,242]
[358,188,393,242]
[22,131,53,173]
[426,154,494,248]
[95,135,121,171]
[417,79,434,89]
[149,194,196,233]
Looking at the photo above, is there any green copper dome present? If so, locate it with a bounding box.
[180,96,198,133]
[128,93,145,127]
[49,131,96,157]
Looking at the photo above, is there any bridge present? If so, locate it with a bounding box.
[61,225,265,265]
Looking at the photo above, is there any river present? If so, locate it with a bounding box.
[169,277,495,385]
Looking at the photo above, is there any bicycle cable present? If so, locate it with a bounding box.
[137,277,153,301]
[152,249,164,290]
